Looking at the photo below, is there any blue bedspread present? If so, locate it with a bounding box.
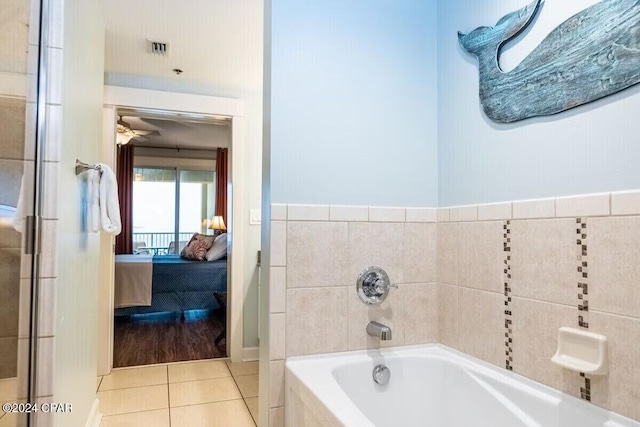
[115,255,227,316]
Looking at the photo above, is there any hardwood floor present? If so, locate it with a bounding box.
[113,310,226,368]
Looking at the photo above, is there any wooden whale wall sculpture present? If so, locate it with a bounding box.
[458,0,640,123]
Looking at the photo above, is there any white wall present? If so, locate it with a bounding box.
[437,0,640,206]
[54,0,104,425]
[270,0,439,207]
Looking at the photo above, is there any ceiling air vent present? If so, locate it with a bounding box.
[147,40,171,56]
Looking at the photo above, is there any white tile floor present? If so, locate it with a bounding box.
[98,359,258,427]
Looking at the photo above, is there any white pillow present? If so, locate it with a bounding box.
[206,233,228,261]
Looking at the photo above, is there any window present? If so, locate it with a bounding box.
[132,167,215,255]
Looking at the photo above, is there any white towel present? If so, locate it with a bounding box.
[88,169,101,233]
[97,163,122,236]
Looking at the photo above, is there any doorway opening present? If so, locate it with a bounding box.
[111,109,231,367]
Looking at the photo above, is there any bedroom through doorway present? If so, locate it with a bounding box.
[111,109,232,368]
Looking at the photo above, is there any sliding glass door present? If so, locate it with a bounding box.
[178,170,216,253]
[132,168,215,255]
[132,168,176,254]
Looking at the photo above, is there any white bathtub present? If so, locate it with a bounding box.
[285,344,640,427]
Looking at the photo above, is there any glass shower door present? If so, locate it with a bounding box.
[1,0,46,426]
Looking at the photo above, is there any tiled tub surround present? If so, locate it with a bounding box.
[269,192,640,425]
[268,205,439,426]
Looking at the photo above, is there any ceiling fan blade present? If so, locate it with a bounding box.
[132,130,161,137]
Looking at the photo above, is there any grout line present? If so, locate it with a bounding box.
[590,309,640,321]
[243,397,258,427]
[96,376,103,392]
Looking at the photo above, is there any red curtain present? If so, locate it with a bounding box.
[115,144,134,254]
[215,148,228,226]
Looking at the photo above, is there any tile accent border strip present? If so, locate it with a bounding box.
[577,218,590,329]
[503,220,513,371]
[576,218,592,402]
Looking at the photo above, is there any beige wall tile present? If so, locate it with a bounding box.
[42,162,59,220]
[590,312,640,421]
[329,205,368,222]
[0,252,20,339]
[555,193,610,218]
[511,298,576,392]
[40,219,58,278]
[477,202,512,221]
[269,360,285,408]
[287,222,349,288]
[347,286,405,350]
[589,217,640,318]
[0,98,26,160]
[458,222,503,293]
[512,198,555,219]
[269,406,284,427]
[36,278,56,338]
[288,204,329,221]
[271,204,287,221]
[436,223,459,285]
[403,223,436,283]
[438,283,459,349]
[270,221,287,267]
[369,207,405,222]
[403,283,438,345]
[458,288,504,368]
[0,338,17,379]
[510,219,577,306]
[349,222,405,284]
[450,205,477,222]
[611,191,640,216]
[406,208,437,223]
[269,313,285,361]
[269,267,286,313]
[35,337,53,396]
[44,104,62,162]
[286,287,348,356]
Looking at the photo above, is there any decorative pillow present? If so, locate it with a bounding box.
[206,233,228,261]
[180,233,215,261]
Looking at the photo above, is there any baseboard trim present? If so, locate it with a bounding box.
[243,346,259,361]
[85,398,102,427]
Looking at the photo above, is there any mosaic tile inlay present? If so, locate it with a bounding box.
[576,218,591,402]
[503,220,513,371]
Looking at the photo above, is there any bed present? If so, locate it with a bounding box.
[114,255,227,317]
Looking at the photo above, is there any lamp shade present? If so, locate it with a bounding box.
[209,215,227,231]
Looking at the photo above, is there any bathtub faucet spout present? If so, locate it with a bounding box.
[367,321,392,341]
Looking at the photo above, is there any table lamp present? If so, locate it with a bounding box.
[209,215,227,236]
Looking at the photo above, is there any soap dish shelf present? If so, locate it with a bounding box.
[551,327,608,375]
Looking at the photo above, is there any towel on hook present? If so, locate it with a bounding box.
[97,163,122,236]
[88,169,101,233]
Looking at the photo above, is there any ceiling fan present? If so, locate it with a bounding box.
[117,116,161,145]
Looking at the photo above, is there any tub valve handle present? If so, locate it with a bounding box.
[357,266,396,305]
